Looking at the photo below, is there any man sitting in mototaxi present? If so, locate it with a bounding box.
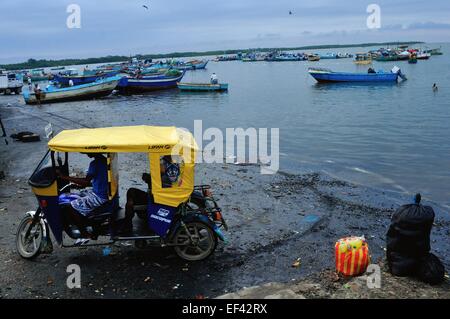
[122,156,177,234]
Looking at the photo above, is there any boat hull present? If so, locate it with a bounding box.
[117,73,184,93]
[354,60,372,65]
[177,82,228,91]
[375,56,399,62]
[309,70,398,83]
[192,61,208,69]
[23,77,120,104]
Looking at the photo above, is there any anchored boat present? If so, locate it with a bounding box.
[354,53,372,65]
[177,82,228,92]
[308,67,407,83]
[23,76,121,104]
[117,71,185,93]
[307,54,320,62]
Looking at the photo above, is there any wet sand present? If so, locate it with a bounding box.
[0,102,449,298]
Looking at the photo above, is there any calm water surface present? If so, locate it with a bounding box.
[7,43,450,206]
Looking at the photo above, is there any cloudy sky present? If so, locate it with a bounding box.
[1,0,449,63]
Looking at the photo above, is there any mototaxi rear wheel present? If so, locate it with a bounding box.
[173,221,217,261]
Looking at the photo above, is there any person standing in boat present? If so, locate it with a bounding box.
[210,72,218,84]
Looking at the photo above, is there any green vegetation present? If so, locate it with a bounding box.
[1,41,423,71]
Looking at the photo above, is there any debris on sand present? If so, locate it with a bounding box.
[292,258,301,268]
[10,132,40,143]
[144,277,152,283]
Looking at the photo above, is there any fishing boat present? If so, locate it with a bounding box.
[23,76,121,105]
[307,54,320,62]
[354,53,372,65]
[177,82,228,92]
[424,48,443,56]
[397,51,411,60]
[375,52,399,62]
[116,71,185,93]
[25,70,52,82]
[308,67,407,83]
[171,62,195,71]
[268,52,302,61]
[188,60,208,69]
[50,66,65,71]
[416,52,431,60]
[53,71,119,86]
[319,53,337,59]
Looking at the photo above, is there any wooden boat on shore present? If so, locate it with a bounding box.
[177,82,228,92]
[117,71,185,93]
[53,71,119,86]
[308,67,407,83]
[23,76,121,104]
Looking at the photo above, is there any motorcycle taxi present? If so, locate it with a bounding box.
[16,125,227,261]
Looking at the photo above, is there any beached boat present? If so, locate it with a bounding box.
[22,76,121,104]
[53,71,119,86]
[354,53,372,65]
[177,82,228,92]
[308,67,406,83]
[116,71,185,93]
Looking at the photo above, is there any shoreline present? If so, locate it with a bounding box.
[0,41,425,70]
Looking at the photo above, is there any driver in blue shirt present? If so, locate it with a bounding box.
[57,153,108,244]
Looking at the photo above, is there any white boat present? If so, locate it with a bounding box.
[416,52,431,60]
[23,76,121,104]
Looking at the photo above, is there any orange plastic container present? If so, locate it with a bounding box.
[335,236,370,276]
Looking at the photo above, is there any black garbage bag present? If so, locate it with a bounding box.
[387,251,419,277]
[417,253,445,285]
[386,194,435,275]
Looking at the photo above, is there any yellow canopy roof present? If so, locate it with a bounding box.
[48,125,198,153]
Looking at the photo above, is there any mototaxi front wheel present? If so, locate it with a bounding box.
[16,214,44,259]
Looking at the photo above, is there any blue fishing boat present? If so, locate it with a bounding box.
[319,53,337,59]
[308,67,407,83]
[53,71,119,86]
[177,82,228,92]
[190,60,208,69]
[23,76,121,104]
[117,71,185,93]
